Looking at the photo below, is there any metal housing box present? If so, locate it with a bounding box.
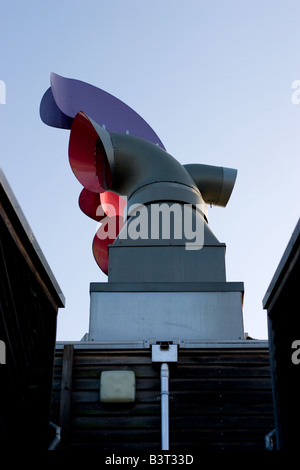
[88,282,244,342]
[152,344,178,362]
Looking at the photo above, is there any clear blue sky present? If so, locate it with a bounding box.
[1,0,299,340]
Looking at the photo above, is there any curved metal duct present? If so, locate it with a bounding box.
[184,163,237,207]
[68,111,205,212]
[69,112,237,213]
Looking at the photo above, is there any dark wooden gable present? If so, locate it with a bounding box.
[0,169,65,450]
[51,343,274,451]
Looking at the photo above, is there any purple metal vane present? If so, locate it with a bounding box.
[40,72,165,149]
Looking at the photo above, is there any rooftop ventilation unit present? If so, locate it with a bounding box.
[40,73,244,343]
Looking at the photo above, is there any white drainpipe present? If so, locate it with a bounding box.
[152,343,178,451]
[160,363,170,450]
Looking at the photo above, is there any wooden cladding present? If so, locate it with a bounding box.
[0,174,62,450]
[51,346,274,451]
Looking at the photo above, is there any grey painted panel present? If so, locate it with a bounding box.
[90,281,245,293]
[89,291,244,342]
[108,245,226,282]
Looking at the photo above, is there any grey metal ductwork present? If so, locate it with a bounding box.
[86,122,238,283]
[95,124,206,213]
[85,122,245,342]
[69,113,238,283]
[95,123,237,212]
[184,163,237,207]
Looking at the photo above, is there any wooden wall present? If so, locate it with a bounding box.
[51,344,274,451]
[263,219,300,450]
[0,170,64,449]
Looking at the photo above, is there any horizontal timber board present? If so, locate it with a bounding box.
[53,376,272,392]
[51,388,273,404]
[70,401,274,417]
[53,363,272,378]
[69,427,271,442]
[70,414,274,430]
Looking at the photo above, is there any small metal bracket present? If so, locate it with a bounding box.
[156,395,174,401]
[151,342,178,363]
[265,429,277,450]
